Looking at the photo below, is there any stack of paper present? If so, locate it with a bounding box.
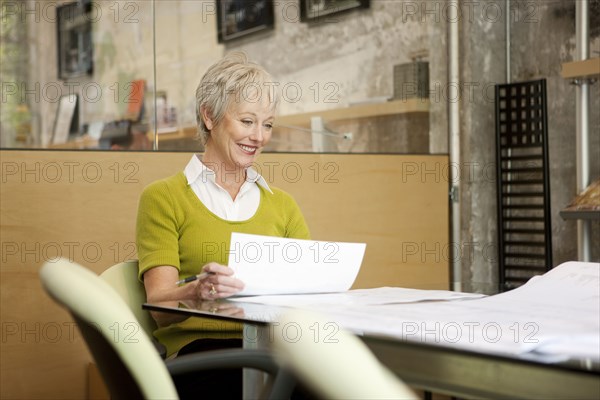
[230,248,599,361]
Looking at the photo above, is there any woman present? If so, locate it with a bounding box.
[135,52,310,397]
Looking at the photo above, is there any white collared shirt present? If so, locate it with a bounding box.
[183,155,273,221]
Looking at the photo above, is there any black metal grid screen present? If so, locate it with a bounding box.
[495,79,552,291]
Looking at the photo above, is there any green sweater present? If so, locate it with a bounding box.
[136,171,310,355]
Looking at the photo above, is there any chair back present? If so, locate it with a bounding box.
[272,309,417,400]
[40,258,179,400]
[99,259,157,337]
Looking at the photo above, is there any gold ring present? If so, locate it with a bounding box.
[209,284,217,296]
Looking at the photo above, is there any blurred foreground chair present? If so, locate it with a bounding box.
[99,260,155,336]
[40,258,294,400]
[99,259,167,357]
[272,309,418,400]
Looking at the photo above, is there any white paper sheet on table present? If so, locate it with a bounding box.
[231,287,486,306]
[270,261,599,360]
[233,261,599,360]
[228,232,366,296]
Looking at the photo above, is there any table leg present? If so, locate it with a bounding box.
[243,324,271,399]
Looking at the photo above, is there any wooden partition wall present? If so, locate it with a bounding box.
[0,150,449,399]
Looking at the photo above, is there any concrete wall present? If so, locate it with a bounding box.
[9,0,600,293]
[510,0,600,268]
[459,0,600,293]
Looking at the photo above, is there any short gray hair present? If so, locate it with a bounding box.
[195,52,279,144]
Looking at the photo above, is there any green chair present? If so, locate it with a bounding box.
[98,259,166,356]
[272,309,417,400]
[40,258,294,400]
[99,260,155,336]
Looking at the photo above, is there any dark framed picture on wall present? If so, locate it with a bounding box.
[300,0,370,21]
[216,0,274,43]
[56,2,94,80]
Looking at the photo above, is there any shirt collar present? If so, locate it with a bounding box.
[184,154,214,185]
[184,154,273,194]
[245,166,273,194]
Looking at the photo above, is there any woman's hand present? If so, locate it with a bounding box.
[143,264,244,326]
[195,262,245,300]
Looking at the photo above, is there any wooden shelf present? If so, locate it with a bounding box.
[150,126,194,142]
[44,98,430,148]
[559,209,600,220]
[274,98,429,127]
[45,135,98,149]
[152,98,429,142]
[559,179,600,220]
[561,57,600,80]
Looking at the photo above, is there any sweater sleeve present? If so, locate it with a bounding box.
[136,179,181,280]
[283,192,311,240]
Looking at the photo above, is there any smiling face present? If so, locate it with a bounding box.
[202,92,274,173]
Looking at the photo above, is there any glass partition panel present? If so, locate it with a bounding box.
[153,0,440,154]
[1,0,444,154]
[1,0,156,150]
[152,0,217,152]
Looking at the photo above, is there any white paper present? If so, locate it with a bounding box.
[287,262,600,360]
[232,287,486,307]
[228,232,366,296]
[230,262,599,360]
